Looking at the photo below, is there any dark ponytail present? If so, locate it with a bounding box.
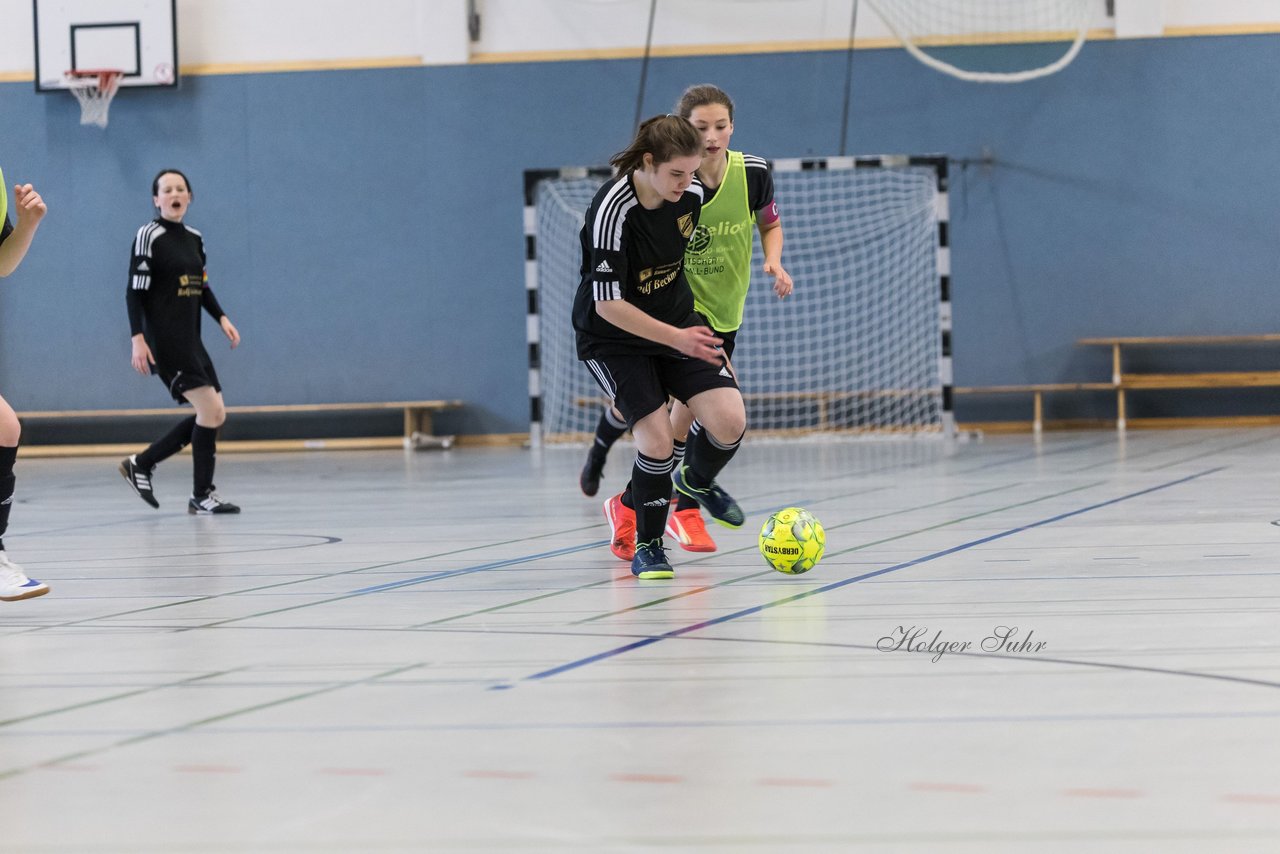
[609,115,702,175]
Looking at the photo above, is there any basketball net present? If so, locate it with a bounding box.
[65,70,122,128]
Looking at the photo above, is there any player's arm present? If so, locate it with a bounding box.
[594,300,722,364]
[126,228,156,375]
[748,160,792,298]
[199,279,240,348]
[0,184,47,278]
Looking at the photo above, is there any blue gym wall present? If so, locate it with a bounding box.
[1,33,1276,433]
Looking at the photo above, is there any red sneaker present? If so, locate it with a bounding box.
[665,507,717,552]
[603,493,636,561]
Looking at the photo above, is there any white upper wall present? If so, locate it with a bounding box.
[2,0,1278,77]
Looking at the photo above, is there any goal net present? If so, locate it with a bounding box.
[524,156,952,447]
[864,0,1095,83]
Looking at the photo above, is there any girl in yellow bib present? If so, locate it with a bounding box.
[595,85,793,557]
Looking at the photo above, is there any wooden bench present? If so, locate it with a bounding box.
[953,383,1114,433]
[1079,335,1280,429]
[16,400,463,456]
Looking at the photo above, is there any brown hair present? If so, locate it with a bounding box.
[609,115,702,175]
[675,84,734,122]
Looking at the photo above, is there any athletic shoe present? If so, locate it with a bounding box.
[603,493,636,561]
[631,539,674,579]
[0,552,49,602]
[671,465,744,529]
[665,507,717,552]
[580,447,607,497]
[189,490,241,515]
[119,455,159,508]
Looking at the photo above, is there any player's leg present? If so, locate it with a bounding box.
[0,392,48,601]
[587,356,675,575]
[627,406,676,579]
[663,398,716,551]
[120,413,195,508]
[182,385,239,514]
[675,381,746,528]
[580,404,627,496]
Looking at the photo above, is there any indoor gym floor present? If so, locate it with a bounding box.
[1,429,1279,853]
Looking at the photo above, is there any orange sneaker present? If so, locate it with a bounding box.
[603,493,636,561]
[665,507,717,552]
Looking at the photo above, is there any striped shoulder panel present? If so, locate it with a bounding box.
[742,154,770,171]
[133,221,166,258]
[184,224,203,237]
[689,174,707,200]
[590,177,638,253]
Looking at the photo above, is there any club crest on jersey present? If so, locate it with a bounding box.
[677,213,694,238]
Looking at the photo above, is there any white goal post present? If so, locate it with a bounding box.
[523,155,954,448]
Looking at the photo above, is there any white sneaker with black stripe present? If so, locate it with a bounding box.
[119,455,159,508]
[188,490,241,515]
[0,552,49,601]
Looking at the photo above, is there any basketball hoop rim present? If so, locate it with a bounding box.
[64,69,124,89]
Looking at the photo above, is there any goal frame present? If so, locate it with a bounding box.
[522,155,953,448]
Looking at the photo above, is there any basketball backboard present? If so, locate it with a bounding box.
[33,0,177,92]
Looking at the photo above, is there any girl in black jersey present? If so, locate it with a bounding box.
[0,174,49,601]
[574,115,748,579]
[119,169,242,514]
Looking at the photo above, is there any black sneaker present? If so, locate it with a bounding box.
[671,465,744,529]
[118,455,159,508]
[631,539,674,579]
[580,447,607,497]
[188,490,241,515]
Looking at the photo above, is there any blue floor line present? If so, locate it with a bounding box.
[501,467,1224,688]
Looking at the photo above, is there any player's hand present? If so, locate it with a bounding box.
[220,316,241,349]
[766,260,793,298]
[673,325,724,365]
[130,337,155,376]
[12,184,46,225]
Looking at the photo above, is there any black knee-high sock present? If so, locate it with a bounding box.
[137,415,197,470]
[191,424,218,497]
[671,439,698,511]
[0,445,16,552]
[591,406,628,457]
[631,451,675,545]
[683,420,743,489]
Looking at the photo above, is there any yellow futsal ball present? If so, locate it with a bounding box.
[758,507,825,575]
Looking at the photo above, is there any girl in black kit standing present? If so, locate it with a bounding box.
[119,169,242,514]
[574,116,748,579]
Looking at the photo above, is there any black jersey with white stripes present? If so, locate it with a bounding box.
[125,218,225,357]
[572,172,704,359]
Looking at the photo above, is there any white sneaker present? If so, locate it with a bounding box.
[0,551,50,601]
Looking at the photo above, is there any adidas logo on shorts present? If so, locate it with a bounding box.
[595,260,613,274]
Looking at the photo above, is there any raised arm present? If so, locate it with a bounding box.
[0,184,47,278]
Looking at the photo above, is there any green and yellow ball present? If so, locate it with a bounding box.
[758,507,825,574]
